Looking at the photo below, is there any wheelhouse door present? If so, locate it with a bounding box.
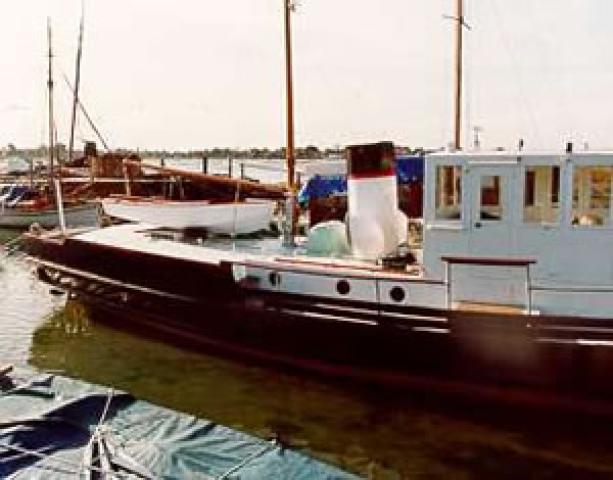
[463,164,521,304]
[468,164,515,255]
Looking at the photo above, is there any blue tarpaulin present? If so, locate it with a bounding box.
[299,156,424,205]
[0,185,30,203]
[298,175,347,206]
[396,155,424,185]
[0,370,358,479]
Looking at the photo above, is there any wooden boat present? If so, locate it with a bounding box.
[100,197,276,234]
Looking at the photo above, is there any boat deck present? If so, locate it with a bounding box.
[60,223,425,280]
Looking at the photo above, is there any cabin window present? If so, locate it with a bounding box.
[435,165,462,220]
[479,175,503,221]
[572,166,613,226]
[523,166,560,224]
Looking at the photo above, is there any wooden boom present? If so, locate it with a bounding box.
[123,159,287,198]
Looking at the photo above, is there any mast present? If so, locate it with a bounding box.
[61,72,110,151]
[284,0,295,191]
[283,0,296,245]
[47,18,55,187]
[68,2,85,165]
[453,0,463,151]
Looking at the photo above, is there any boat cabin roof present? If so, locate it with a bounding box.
[428,150,613,166]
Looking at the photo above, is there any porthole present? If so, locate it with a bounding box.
[269,271,281,287]
[336,279,351,295]
[390,286,405,303]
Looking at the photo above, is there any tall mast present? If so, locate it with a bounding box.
[68,2,85,165]
[62,73,110,151]
[453,0,464,151]
[282,0,296,245]
[47,18,55,185]
[284,0,295,192]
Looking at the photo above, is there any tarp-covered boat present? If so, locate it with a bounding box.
[0,368,357,479]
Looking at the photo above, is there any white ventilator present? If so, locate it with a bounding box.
[346,142,408,260]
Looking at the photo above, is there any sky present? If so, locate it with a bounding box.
[1,0,613,152]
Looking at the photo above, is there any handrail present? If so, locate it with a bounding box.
[234,258,444,284]
[531,285,613,293]
[441,256,536,267]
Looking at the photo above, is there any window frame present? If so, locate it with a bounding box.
[522,164,562,226]
[433,164,464,224]
[571,164,613,228]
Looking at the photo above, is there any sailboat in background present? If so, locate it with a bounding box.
[0,18,97,229]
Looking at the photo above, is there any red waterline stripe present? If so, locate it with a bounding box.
[348,167,395,179]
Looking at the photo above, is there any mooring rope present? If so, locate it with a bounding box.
[0,381,135,478]
[0,440,138,478]
[216,441,276,480]
[77,386,115,476]
[1,374,280,479]
[0,233,25,257]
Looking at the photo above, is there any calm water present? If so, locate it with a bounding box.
[2,231,613,479]
[144,157,288,184]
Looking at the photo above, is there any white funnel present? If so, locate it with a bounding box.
[346,142,407,260]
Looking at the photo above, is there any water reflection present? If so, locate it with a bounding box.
[0,253,60,366]
[28,300,613,479]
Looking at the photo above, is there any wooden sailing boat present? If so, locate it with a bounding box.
[97,157,281,234]
[100,197,276,234]
[0,17,97,229]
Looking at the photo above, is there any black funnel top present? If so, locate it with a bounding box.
[346,142,395,179]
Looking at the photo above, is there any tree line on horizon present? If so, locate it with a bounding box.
[2,143,419,160]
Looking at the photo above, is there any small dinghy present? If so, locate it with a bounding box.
[101,197,276,234]
[0,368,357,479]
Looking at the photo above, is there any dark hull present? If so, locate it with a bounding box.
[24,233,613,412]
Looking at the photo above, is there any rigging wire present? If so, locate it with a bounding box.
[487,0,544,148]
[39,85,47,151]
[58,64,110,151]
